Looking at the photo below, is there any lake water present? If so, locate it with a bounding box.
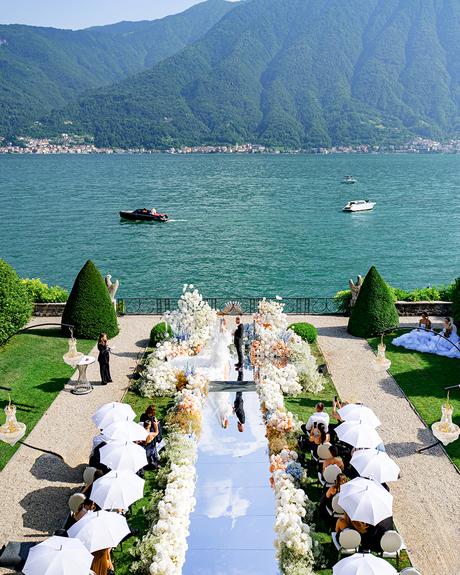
[1,153,459,298]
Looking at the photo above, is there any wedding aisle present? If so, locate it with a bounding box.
[182,389,279,575]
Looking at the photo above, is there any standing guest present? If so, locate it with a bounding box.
[302,402,330,433]
[233,317,244,372]
[97,333,112,385]
[91,548,114,575]
[319,473,348,520]
[142,419,160,469]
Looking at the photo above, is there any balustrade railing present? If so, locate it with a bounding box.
[118,296,341,315]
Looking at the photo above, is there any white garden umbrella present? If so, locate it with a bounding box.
[93,402,135,429]
[23,536,93,575]
[102,420,148,442]
[350,449,400,483]
[333,553,397,575]
[90,470,145,510]
[338,477,393,525]
[99,440,148,472]
[68,510,130,552]
[335,421,383,449]
[338,404,381,428]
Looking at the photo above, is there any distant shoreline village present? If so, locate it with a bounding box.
[1,135,460,155]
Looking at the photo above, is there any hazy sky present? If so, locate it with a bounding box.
[0,0,216,30]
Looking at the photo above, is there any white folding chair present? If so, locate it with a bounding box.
[380,530,404,568]
[332,528,361,558]
[317,442,332,462]
[399,566,421,575]
[318,463,341,486]
[68,492,86,514]
[331,493,345,517]
[82,466,97,485]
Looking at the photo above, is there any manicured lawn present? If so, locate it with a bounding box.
[0,328,94,470]
[112,391,174,575]
[287,342,410,574]
[369,333,460,471]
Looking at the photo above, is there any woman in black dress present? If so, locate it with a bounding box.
[97,333,112,385]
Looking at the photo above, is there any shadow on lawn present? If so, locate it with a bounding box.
[36,377,70,394]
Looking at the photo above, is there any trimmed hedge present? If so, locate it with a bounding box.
[0,260,33,346]
[348,266,399,338]
[289,322,318,343]
[150,322,173,348]
[451,277,460,326]
[62,260,119,339]
[22,278,68,303]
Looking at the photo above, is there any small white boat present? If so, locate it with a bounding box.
[343,200,375,212]
[343,175,357,184]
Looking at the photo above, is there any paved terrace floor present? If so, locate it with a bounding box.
[0,314,458,575]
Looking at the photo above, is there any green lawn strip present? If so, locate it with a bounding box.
[0,328,94,470]
[368,333,460,471]
[112,392,174,574]
[286,342,410,573]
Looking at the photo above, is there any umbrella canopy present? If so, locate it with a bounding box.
[338,404,381,428]
[99,440,148,472]
[68,510,130,552]
[350,449,400,483]
[90,470,145,510]
[338,477,393,525]
[93,402,135,429]
[333,553,397,575]
[335,421,383,449]
[23,536,93,575]
[101,420,148,443]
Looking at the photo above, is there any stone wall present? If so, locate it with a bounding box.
[33,302,66,317]
[395,301,452,317]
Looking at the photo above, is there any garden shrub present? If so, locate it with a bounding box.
[289,322,318,343]
[451,278,460,325]
[334,290,352,314]
[22,278,68,303]
[348,266,399,338]
[150,322,173,347]
[336,282,456,304]
[62,260,119,339]
[0,259,33,346]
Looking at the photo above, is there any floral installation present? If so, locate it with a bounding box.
[287,333,324,394]
[138,361,181,397]
[254,297,289,333]
[163,284,216,350]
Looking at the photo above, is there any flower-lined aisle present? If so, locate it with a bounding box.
[252,298,325,575]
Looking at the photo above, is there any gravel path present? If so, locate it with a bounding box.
[296,314,459,575]
[0,315,151,568]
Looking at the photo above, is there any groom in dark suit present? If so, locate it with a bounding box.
[234,391,245,432]
[233,316,244,372]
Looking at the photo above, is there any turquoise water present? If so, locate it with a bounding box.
[1,153,459,298]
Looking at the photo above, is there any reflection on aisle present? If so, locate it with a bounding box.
[183,392,279,575]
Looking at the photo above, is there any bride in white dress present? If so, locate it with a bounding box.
[209,316,232,380]
[392,312,434,352]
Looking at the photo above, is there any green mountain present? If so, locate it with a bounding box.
[0,0,236,137]
[42,0,460,149]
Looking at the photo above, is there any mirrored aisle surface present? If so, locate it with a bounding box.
[183,388,279,575]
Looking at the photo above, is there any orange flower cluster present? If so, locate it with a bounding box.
[175,371,188,392]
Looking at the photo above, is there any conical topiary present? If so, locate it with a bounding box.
[450,277,460,326]
[0,259,33,346]
[62,260,119,339]
[348,266,399,338]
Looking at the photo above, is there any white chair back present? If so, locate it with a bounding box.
[83,466,97,485]
[380,530,403,553]
[317,442,332,460]
[339,528,361,550]
[399,567,421,575]
[68,492,86,514]
[323,463,341,484]
[331,493,345,514]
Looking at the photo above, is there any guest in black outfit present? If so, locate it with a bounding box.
[97,333,112,385]
[140,404,163,444]
[234,391,245,433]
[233,317,244,372]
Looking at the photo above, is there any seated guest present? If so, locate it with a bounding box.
[83,468,105,501]
[310,423,330,457]
[91,548,114,575]
[428,317,460,358]
[322,445,344,472]
[336,512,369,538]
[302,402,330,433]
[319,473,347,520]
[141,419,160,469]
[140,404,163,442]
[73,498,96,524]
[361,516,394,552]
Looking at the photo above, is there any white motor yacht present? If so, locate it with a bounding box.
[343,200,375,212]
[342,175,357,184]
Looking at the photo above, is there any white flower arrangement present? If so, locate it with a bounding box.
[255,298,289,333]
[139,362,180,397]
[261,363,302,396]
[287,332,324,394]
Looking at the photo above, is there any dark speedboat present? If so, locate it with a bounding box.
[120,208,169,222]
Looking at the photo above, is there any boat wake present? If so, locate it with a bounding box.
[167,219,188,222]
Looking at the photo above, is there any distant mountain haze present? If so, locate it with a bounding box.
[0,0,237,136]
[4,0,460,148]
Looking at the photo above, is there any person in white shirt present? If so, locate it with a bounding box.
[303,402,330,432]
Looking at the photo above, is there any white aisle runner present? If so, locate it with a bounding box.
[182,391,279,575]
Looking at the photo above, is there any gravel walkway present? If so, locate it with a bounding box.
[0,315,151,568]
[295,314,459,575]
